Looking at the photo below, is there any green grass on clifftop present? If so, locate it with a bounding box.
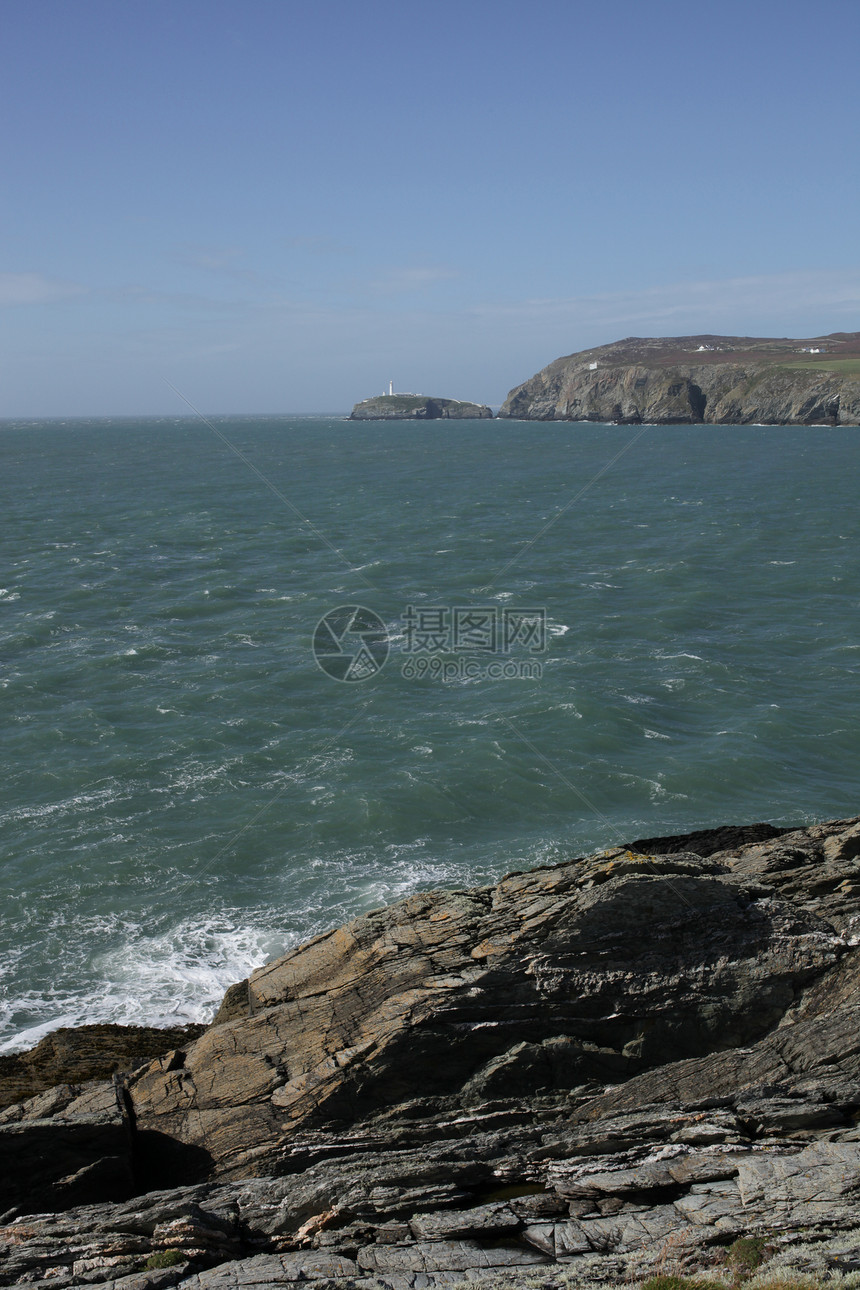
[358,395,431,410]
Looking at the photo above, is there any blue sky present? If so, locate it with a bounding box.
[2,0,859,415]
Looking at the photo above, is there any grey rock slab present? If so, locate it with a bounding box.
[578,1205,696,1253]
[26,1272,187,1290]
[522,1220,592,1256]
[181,1252,358,1286]
[90,1267,190,1290]
[357,1240,549,1272]
[666,1152,746,1185]
[409,1205,521,1240]
[734,1098,848,1134]
[672,1180,743,1228]
[554,1162,679,1197]
[0,1080,121,1126]
[736,1141,860,1206]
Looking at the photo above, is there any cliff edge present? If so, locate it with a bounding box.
[4,816,860,1288]
[499,332,860,424]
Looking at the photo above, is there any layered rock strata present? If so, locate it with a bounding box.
[499,332,860,424]
[4,816,860,1288]
[0,1024,205,1113]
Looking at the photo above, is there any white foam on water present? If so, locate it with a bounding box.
[5,418,860,1060]
[0,1010,96,1054]
[0,913,289,1055]
[0,786,121,825]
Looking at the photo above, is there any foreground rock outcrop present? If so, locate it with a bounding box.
[0,1025,205,1113]
[4,815,860,1288]
[499,332,860,424]
[350,395,492,419]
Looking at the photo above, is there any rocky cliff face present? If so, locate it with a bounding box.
[350,395,492,420]
[4,816,860,1289]
[0,1024,205,1113]
[499,333,860,424]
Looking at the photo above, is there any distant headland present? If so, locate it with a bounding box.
[350,390,492,420]
[499,331,860,424]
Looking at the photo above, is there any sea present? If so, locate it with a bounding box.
[1,415,859,1054]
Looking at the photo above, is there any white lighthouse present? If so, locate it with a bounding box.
[389,380,394,396]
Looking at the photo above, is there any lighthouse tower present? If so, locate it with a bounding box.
[389,380,394,396]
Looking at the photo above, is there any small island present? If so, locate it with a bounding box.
[350,392,492,420]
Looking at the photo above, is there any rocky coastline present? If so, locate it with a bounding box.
[499,333,860,425]
[4,815,860,1289]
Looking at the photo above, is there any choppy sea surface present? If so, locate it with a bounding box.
[1,415,858,1052]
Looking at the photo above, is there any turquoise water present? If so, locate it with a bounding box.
[1,415,859,1052]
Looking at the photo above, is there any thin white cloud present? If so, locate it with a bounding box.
[284,235,355,256]
[472,269,860,334]
[368,266,458,294]
[0,273,85,305]
[172,244,245,272]
[112,284,253,313]
[169,244,275,288]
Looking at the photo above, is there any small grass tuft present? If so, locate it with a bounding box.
[727,1237,770,1278]
[144,1249,188,1269]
